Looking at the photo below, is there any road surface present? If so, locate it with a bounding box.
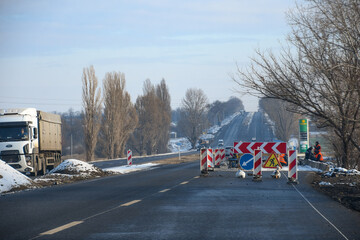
[211,111,275,148]
[1,161,360,240]
[92,151,197,169]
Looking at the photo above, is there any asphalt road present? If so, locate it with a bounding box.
[1,161,360,240]
[211,111,275,148]
[92,150,197,169]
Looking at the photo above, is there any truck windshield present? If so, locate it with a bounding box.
[0,126,29,141]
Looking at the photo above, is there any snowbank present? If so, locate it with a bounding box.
[168,138,192,153]
[0,160,34,193]
[50,159,103,175]
[207,112,240,135]
[104,163,158,174]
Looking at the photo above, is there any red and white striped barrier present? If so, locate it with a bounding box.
[253,149,262,181]
[234,142,287,154]
[220,148,225,162]
[288,150,298,183]
[215,148,221,167]
[127,149,132,165]
[200,148,207,174]
[207,148,214,171]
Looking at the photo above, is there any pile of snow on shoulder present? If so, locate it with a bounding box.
[50,159,102,175]
[207,112,240,134]
[168,138,192,152]
[0,160,34,193]
[105,163,158,174]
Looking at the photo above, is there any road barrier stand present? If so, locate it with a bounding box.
[287,150,299,184]
[220,148,225,163]
[207,148,215,171]
[253,149,262,181]
[200,148,208,175]
[215,148,221,168]
[127,149,132,165]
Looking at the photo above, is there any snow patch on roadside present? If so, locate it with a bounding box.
[207,112,240,135]
[244,112,255,129]
[104,163,159,174]
[168,138,192,153]
[263,112,275,136]
[319,181,333,187]
[0,160,34,193]
[50,159,102,175]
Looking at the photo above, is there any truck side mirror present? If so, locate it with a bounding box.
[34,128,38,139]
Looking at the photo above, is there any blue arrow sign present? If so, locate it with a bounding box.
[240,153,254,170]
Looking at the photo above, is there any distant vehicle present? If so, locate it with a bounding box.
[225,146,234,159]
[218,139,224,147]
[251,137,256,142]
[0,108,62,176]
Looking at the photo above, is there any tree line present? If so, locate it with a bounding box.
[62,73,244,161]
[80,66,172,161]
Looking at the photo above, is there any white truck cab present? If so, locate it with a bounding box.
[0,108,62,175]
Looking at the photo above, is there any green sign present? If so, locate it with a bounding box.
[299,119,309,153]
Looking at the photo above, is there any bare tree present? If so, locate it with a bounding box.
[130,79,171,155]
[259,98,300,142]
[178,88,209,148]
[82,65,102,162]
[155,79,171,153]
[233,0,360,168]
[101,72,137,159]
[132,80,161,155]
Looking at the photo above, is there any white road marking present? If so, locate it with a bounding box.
[39,221,83,236]
[291,181,349,240]
[193,176,200,179]
[121,199,141,207]
[159,188,171,193]
[31,177,195,239]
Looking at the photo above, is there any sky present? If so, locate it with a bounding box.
[0,0,298,113]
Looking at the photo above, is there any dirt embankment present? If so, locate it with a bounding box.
[311,173,360,211]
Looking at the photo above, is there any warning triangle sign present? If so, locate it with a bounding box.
[263,153,282,169]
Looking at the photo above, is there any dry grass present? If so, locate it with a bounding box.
[153,153,198,164]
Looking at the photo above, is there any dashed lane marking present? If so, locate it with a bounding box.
[159,188,171,193]
[30,176,196,239]
[39,221,83,236]
[121,199,142,207]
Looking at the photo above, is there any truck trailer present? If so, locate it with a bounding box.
[0,108,62,175]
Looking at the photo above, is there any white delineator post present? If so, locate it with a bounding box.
[253,149,262,181]
[215,148,221,167]
[288,150,298,183]
[200,148,208,174]
[207,148,214,171]
[127,149,132,165]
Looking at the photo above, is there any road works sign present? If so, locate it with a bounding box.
[234,142,286,154]
[263,153,282,169]
[240,153,254,170]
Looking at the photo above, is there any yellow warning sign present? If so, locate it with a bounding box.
[263,153,282,169]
